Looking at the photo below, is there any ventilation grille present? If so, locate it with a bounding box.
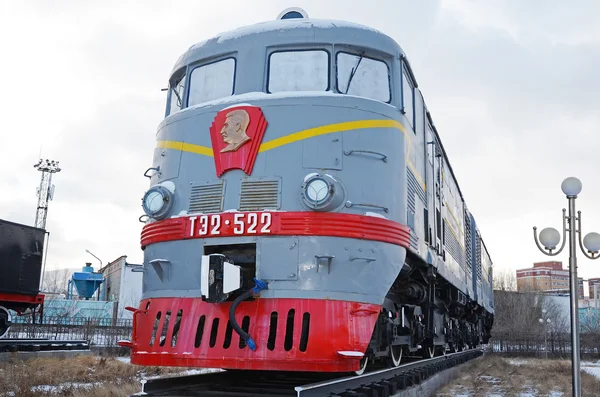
[239,178,281,211]
[444,220,465,269]
[407,167,427,205]
[464,210,473,276]
[476,230,483,281]
[189,181,225,214]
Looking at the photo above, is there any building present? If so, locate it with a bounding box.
[98,255,143,319]
[516,261,584,298]
[589,278,600,299]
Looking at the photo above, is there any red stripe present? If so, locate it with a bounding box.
[0,292,45,305]
[140,211,410,248]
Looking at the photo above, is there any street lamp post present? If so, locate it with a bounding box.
[533,177,600,397]
[539,309,551,360]
[85,249,103,267]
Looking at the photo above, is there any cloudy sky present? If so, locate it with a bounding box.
[2,0,600,287]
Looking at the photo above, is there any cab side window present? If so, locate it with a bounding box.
[402,67,414,129]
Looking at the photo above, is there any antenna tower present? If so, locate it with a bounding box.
[34,159,61,230]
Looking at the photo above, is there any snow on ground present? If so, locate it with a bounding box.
[113,355,223,380]
[582,360,600,380]
[30,382,104,394]
[437,356,600,396]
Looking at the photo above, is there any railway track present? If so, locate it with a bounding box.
[0,338,90,353]
[131,349,483,397]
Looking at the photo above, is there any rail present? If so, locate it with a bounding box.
[131,349,483,397]
[0,338,90,352]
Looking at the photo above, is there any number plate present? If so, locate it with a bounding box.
[189,212,272,237]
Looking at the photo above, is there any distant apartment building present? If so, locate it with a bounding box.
[589,278,600,299]
[516,261,584,298]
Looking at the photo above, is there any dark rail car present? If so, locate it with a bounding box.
[0,218,46,338]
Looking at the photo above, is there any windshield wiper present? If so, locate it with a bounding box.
[172,86,183,107]
[344,53,364,94]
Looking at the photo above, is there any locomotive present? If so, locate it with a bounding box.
[120,7,494,374]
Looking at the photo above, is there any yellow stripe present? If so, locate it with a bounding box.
[156,119,426,190]
[258,119,405,152]
[157,140,213,157]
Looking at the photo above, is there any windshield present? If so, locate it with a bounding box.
[337,52,390,102]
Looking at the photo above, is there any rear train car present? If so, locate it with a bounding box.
[121,8,494,373]
[0,219,46,338]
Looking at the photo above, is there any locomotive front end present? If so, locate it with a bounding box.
[124,12,411,373]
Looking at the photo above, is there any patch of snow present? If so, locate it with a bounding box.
[31,382,103,394]
[324,173,337,182]
[507,358,532,366]
[176,91,336,114]
[210,19,382,44]
[582,364,600,380]
[141,368,223,381]
[365,212,387,219]
[171,210,189,218]
[160,180,175,193]
[116,356,131,364]
[172,90,394,117]
[303,173,319,182]
[337,351,364,357]
[222,103,255,110]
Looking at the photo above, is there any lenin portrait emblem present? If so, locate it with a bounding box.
[209,105,268,177]
[219,109,251,153]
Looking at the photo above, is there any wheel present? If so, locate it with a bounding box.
[436,345,447,356]
[353,356,368,375]
[0,307,11,339]
[421,345,435,359]
[449,342,457,353]
[390,345,403,367]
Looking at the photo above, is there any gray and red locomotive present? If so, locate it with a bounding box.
[120,7,494,374]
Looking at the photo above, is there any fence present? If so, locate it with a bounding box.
[7,316,133,347]
[490,331,600,360]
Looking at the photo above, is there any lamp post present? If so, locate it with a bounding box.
[539,309,551,360]
[85,249,103,267]
[533,177,600,397]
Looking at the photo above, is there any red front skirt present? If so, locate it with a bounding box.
[125,297,380,372]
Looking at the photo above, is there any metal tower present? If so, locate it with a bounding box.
[34,159,61,230]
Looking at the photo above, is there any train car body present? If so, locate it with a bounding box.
[0,218,46,338]
[123,8,494,373]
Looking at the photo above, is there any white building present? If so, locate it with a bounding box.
[99,255,143,319]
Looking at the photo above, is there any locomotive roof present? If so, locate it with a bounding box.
[170,18,405,76]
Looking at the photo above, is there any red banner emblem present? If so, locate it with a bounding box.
[209,106,268,177]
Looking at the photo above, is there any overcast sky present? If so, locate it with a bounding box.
[2,0,600,286]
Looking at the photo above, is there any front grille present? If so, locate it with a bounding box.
[239,177,281,211]
[189,180,225,214]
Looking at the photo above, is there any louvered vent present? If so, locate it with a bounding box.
[464,209,473,276]
[239,178,281,211]
[189,181,225,214]
[476,230,483,281]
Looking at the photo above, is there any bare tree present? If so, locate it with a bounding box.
[493,267,517,291]
[41,268,73,295]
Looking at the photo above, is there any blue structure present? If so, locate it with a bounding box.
[67,263,104,300]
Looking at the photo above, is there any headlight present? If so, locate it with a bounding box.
[305,177,330,204]
[142,185,174,220]
[301,174,345,211]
